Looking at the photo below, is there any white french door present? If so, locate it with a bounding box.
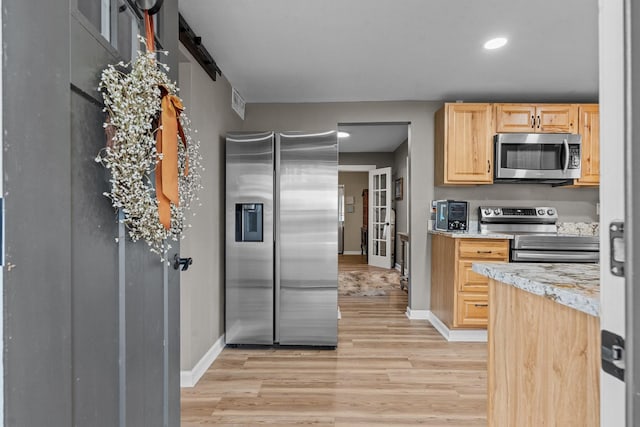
[368,167,392,268]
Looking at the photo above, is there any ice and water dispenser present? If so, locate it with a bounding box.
[235,203,263,242]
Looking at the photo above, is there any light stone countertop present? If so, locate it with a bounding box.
[428,229,514,239]
[471,262,600,317]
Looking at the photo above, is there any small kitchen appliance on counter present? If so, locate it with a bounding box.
[435,200,468,231]
[479,206,599,263]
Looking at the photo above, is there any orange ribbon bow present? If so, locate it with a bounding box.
[145,11,189,230]
[155,88,189,229]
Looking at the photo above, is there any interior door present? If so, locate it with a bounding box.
[368,167,393,268]
[599,0,625,425]
[69,1,180,426]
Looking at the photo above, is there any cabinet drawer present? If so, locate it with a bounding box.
[458,239,509,260]
[458,260,490,292]
[456,293,489,327]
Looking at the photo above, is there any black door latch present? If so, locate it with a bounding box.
[173,254,193,271]
[602,329,625,381]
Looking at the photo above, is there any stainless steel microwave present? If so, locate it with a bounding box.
[494,133,582,182]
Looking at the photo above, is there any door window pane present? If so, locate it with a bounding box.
[380,241,386,257]
[380,190,386,206]
[77,0,139,61]
[78,0,110,39]
[374,175,380,190]
[381,174,386,188]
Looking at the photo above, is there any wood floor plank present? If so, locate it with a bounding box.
[182,259,487,426]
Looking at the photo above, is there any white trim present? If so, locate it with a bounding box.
[428,313,487,342]
[180,334,225,388]
[0,0,4,418]
[338,164,376,172]
[342,250,362,255]
[405,307,430,320]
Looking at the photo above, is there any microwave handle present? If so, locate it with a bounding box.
[562,138,570,173]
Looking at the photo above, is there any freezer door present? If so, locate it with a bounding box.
[277,131,338,346]
[225,132,274,345]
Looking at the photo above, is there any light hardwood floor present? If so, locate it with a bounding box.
[181,255,487,426]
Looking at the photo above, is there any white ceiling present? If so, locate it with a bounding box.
[338,124,408,153]
[178,0,599,104]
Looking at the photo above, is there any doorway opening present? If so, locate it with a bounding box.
[336,122,409,301]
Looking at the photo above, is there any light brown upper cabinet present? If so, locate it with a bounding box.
[574,104,600,186]
[435,103,494,185]
[495,104,577,133]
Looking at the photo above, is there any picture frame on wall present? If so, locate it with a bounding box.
[394,177,403,200]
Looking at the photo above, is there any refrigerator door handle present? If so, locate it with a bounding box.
[274,133,281,344]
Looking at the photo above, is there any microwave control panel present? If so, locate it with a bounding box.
[569,147,581,169]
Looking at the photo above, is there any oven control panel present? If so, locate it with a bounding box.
[480,206,557,220]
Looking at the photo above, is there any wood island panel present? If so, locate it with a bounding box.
[488,279,600,427]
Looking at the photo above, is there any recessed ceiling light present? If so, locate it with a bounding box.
[338,131,350,138]
[484,37,508,50]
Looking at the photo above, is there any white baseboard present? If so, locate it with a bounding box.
[338,306,341,320]
[180,334,226,388]
[405,307,430,320]
[428,313,487,342]
[395,263,401,271]
[342,251,363,255]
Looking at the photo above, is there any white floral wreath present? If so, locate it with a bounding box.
[96,37,203,258]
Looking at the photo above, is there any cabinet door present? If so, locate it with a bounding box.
[575,104,600,186]
[495,104,536,132]
[536,104,577,133]
[455,293,489,327]
[445,103,494,183]
[458,239,510,259]
[458,260,489,292]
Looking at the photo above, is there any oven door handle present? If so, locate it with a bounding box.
[562,138,570,173]
[511,250,599,263]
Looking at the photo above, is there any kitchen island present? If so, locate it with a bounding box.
[472,262,600,427]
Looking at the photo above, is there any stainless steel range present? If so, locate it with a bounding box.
[479,206,599,263]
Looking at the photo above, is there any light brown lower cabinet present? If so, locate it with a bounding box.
[488,279,600,427]
[430,235,509,328]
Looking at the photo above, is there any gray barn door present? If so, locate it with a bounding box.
[3,0,180,426]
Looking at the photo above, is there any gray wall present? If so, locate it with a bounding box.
[4,1,182,425]
[339,172,369,253]
[435,185,599,223]
[393,140,409,265]
[339,151,394,167]
[178,46,242,371]
[243,101,439,311]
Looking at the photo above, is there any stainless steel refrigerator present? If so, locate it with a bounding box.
[225,131,338,346]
